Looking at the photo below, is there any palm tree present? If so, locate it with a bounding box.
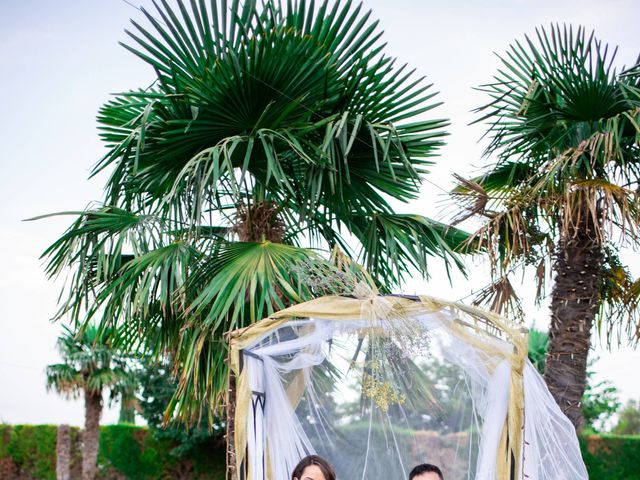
[452,24,640,430]
[46,325,137,480]
[38,0,466,427]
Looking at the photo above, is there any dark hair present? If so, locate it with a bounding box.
[409,463,444,480]
[291,455,336,480]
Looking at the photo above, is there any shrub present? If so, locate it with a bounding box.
[99,425,167,479]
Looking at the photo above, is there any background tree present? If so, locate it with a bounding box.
[452,25,640,430]
[136,355,224,458]
[39,0,466,426]
[612,399,640,435]
[582,366,621,433]
[46,325,137,480]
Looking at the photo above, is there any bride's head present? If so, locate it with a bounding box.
[291,455,336,480]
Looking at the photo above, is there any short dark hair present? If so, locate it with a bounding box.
[409,463,444,480]
[291,455,336,480]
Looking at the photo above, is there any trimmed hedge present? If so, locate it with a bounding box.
[98,424,225,480]
[581,434,640,480]
[0,424,57,480]
[2,425,640,479]
[0,424,225,480]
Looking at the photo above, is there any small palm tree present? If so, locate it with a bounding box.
[452,25,640,430]
[38,0,466,426]
[46,325,136,480]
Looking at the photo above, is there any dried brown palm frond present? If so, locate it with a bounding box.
[461,202,532,271]
[472,275,524,322]
[450,174,490,226]
[525,129,632,204]
[557,180,640,245]
[599,258,640,346]
[534,258,548,305]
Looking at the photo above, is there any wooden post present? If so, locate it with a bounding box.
[226,370,237,480]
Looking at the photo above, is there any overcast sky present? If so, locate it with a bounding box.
[1,0,638,426]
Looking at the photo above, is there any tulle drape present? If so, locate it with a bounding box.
[235,308,587,480]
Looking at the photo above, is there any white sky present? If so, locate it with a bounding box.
[0,0,638,426]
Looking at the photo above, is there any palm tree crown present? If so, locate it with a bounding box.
[46,325,135,400]
[456,24,640,334]
[40,0,466,424]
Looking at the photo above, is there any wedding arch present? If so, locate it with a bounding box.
[226,294,588,480]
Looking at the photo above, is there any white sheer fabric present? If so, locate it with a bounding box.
[522,363,589,480]
[240,312,587,480]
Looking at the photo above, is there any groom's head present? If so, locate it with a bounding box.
[409,464,444,480]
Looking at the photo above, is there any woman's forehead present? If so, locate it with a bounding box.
[301,464,326,480]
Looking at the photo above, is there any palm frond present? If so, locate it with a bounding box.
[471,275,524,321]
[598,250,640,345]
[46,363,83,398]
[475,24,639,168]
[93,241,200,332]
[353,213,467,285]
[169,241,330,423]
[188,241,315,328]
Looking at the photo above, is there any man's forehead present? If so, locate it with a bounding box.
[413,473,442,480]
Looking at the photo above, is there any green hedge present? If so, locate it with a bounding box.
[0,424,57,480]
[2,425,639,479]
[98,424,225,480]
[581,434,640,480]
[0,424,225,480]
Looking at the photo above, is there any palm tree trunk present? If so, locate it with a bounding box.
[56,424,71,480]
[544,219,603,431]
[82,389,103,480]
[118,396,136,424]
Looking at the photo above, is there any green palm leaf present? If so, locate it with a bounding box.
[475,24,639,169]
[188,241,314,327]
[353,213,467,284]
[169,240,320,422]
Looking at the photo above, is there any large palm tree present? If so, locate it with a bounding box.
[452,24,640,430]
[39,0,465,426]
[46,325,137,480]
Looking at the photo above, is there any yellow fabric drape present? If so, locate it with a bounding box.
[227,294,527,480]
